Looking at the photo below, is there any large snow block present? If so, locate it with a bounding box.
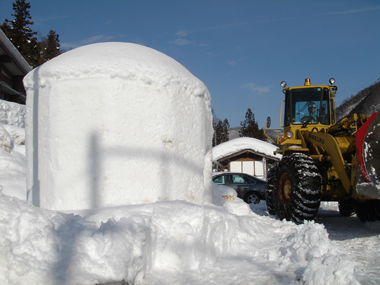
[23,42,213,211]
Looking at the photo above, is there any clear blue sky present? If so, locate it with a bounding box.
[1,0,380,128]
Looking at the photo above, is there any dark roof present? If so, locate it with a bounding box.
[0,29,32,103]
[0,29,32,75]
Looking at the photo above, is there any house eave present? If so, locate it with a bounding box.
[0,28,33,74]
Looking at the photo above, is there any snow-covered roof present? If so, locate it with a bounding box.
[212,137,282,161]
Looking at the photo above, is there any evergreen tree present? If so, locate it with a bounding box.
[221,118,230,142]
[212,109,220,130]
[239,108,265,140]
[1,0,38,67]
[213,118,230,147]
[212,110,230,146]
[37,30,61,65]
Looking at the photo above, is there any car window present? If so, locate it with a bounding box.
[231,175,247,184]
[245,176,257,185]
[213,175,226,184]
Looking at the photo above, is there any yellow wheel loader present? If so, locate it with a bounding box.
[264,78,380,224]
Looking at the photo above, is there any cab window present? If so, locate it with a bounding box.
[291,88,322,125]
[284,87,332,125]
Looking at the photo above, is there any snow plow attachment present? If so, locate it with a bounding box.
[356,112,380,198]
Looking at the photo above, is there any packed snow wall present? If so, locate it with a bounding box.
[23,42,213,211]
[0,99,26,127]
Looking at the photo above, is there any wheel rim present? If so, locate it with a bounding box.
[279,172,292,205]
[247,194,259,204]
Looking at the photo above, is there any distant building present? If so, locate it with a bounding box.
[0,29,32,104]
[212,137,281,179]
[228,126,241,140]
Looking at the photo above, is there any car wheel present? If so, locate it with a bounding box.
[244,192,260,204]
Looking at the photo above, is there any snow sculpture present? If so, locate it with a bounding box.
[23,42,213,211]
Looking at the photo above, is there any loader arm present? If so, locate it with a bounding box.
[301,131,351,194]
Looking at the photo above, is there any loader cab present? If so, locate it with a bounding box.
[264,78,337,145]
[283,78,337,128]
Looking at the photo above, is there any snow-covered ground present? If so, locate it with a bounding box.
[254,201,380,285]
[315,202,380,285]
[2,113,380,285]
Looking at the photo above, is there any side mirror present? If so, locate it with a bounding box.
[266,116,271,128]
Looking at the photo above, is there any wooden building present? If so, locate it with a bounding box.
[213,137,281,179]
[0,29,32,104]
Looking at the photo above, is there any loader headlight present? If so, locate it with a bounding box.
[329,78,335,85]
[286,131,293,138]
[280,81,287,88]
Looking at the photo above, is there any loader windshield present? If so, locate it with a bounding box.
[284,87,330,126]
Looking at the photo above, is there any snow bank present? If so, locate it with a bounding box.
[0,99,26,127]
[0,124,26,200]
[212,137,282,161]
[0,187,358,285]
[23,42,213,211]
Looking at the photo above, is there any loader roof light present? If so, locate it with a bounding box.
[280,81,287,88]
[305,78,311,86]
[329,78,335,85]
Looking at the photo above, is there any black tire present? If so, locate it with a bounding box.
[338,198,356,217]
[355,200,380,222]
[265,163,277,215]
[244,192,260,204]
[272,153,321,224]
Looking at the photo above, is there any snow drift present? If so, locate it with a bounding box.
[0,123,26,200]
[23,42,213,211]
[0,187,358,285]
[0,99,26,127]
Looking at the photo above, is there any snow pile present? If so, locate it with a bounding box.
[23,42,213,211]
[0,99,26,127]
[212,183,253,216]
[212,137,282,161]
[0,187,358,285]
[0,123,26,200]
